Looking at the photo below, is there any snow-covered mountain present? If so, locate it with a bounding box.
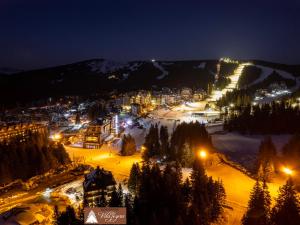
[0,58,299,105]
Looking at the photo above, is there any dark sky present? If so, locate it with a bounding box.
[1,0,300,69]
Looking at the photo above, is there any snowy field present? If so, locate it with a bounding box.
[146,106,292,171]
[249,65,300,92]
[207,126,292,170]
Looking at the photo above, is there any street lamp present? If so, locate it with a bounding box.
[140,145,146,153]
[282,167,294,176]
[198,149,207,159]
[51,133,62,141]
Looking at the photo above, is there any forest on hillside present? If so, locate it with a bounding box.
[224,102,300,134]
[0,130,70,184]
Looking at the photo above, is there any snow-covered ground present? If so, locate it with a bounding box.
[194,62,206,69]
[65,145,142,182]
[249,65,300,91]
[211,130,291,170]
[0,203,54,224]
[147,102,220,126]
[128,62,141,72]
[152,61,169,79]
[87,59,126,74]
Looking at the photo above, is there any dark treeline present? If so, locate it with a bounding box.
[219,61,239,77]
[120,134,137,156]
[246,135,300,224]
[214,62,239,90]
[255,137,277,181]
[0,130,70,184]
[282,134,300,170]
[238,65,262,88]
[224,102,300,134]
[127,161,226,225]
[217,89,252,108]
[215,76,231,89]
[242,179,300,225]
[255,135,300,182]
[142,122,213,167]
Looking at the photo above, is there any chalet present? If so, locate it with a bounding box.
[83,167,116,207]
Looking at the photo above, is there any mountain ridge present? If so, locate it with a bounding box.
[1,58,300,106]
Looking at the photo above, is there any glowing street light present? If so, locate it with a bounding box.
[198,149,207,159]
[51,133,62,141]
[140,145,147,153]
[282,167,294,176]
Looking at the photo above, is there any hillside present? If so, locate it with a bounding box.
[0,59,217,105]
[1,58,300,106]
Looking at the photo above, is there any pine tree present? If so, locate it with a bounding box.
[242,180,271,225]
[262,181,271,222]
[75,112,81,124]
[209,179,226,222]
[127,163,140,195]
[121,134,136,156]
[182,178,191,205]
[190,158,210,225]
[124,194,134,225]
[56,206,81,225]
[282,134,300,168]
[153,124,161,156]
[143,125,155,160]
[109,185,122,207]
[271,179,300,225]
[257,137,277,181]
[159,125,169,158]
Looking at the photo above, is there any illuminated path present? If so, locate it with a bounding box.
[208,62,252,102]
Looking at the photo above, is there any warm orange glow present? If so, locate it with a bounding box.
[141,145,146,152]
[198,149,207,159]
[282,167,293,176]
[51,133,62,141]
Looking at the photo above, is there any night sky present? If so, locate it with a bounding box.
[1,0,299,69]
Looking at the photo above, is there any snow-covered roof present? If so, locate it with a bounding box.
[83,166,116,191]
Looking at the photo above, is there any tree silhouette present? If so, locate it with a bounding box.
[128,163,141,195]
[242,180,271,225]
[271,179,300,225]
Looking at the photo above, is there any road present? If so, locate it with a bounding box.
[0,169,84,214]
